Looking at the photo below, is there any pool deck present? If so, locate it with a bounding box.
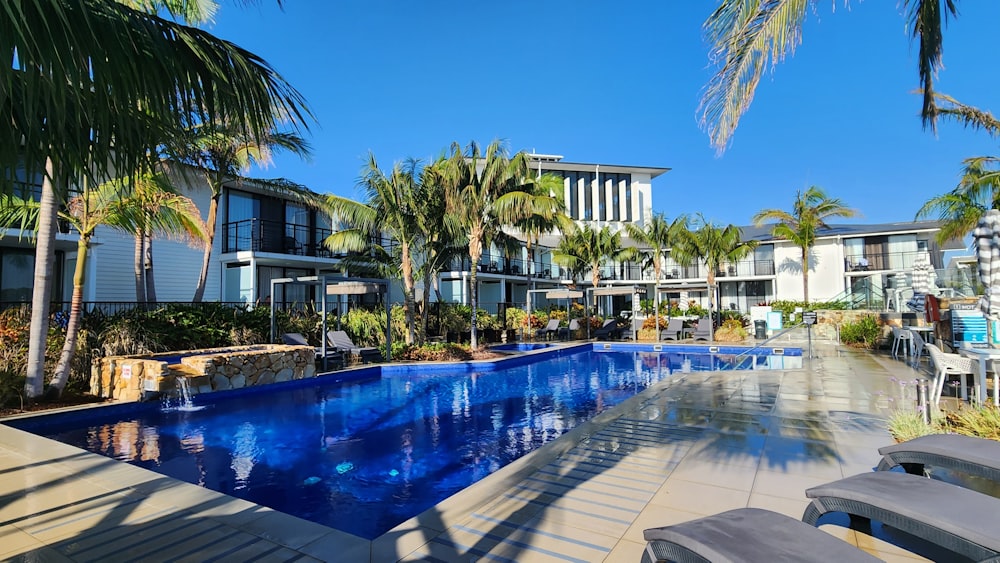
[0,341,935,562]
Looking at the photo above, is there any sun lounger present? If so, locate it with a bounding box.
[327,330,382,363]
[802,471,1000,561]
[641,508,880,563]
[535,319,560,340]
[592,319,621,340]
[557,318,580,341]
[284,332,345,368]
[691,318,712,341]
[877,434,1000,483]
[659,318,685,341]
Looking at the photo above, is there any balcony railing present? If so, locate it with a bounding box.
[844,250,926,273]
[223,219,334,258]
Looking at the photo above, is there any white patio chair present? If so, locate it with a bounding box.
[924,343,975,405]
[907,328,927,367]
[890,326,912,360]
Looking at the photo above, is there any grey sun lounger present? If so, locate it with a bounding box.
[327,330,382,363]
[641,508,881,563]
[803,471,1000,561]
[877,434,1000,483]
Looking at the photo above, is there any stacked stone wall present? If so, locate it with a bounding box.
[90,344,316,402]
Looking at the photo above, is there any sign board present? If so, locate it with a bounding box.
[121,364,132,380]
[802,311,817,325]
[766,311,783,331]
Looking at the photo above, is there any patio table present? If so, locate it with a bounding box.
[957,347,1000,407]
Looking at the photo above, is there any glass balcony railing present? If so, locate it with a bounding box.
[844,250,926,273]
[222,219,334,258]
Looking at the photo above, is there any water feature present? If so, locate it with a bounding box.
[165,377,205,412]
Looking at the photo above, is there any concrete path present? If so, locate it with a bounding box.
[0,343,935,562]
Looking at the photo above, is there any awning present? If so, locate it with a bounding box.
[657,283,711,292]
[326,282,383,295]
[591,286,647,296]
[545,290,584,299]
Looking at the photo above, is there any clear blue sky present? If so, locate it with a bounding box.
[207,1,998,229]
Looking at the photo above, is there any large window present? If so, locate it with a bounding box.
[1,249,34,302]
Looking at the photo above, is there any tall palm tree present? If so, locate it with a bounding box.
[701,0,959,151]
[552,225,637,321]
[917,95,1000,242]
[672,215,758,337]
[6,0,311,399]
[0,173,207,397]
[324,154,422,345]
[441,140,534,350]
[167,125,313,302]
[752,186,857,303]
[625,213,689,328]
[514,173,574,291]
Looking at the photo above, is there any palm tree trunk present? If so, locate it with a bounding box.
[48,235,90,398]
[653,258,662,339]
[469,235,483,350]
[802,247,810,303]
[400,241,416,345]
[192,194,218,302]
[134,230,146,302]
[420,254,433,346]
[144,233,157,304]
[26,157,58,399]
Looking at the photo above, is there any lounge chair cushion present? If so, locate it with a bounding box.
[877,434,1000,483]
[803,471,1000,561]
[642,508,880,563]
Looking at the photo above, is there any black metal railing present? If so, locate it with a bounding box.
[222,219,335,258]
[0,300,253,316]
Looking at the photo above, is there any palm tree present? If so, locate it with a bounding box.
[752,186,857,303]
[6,0,311,399]
[324,154,422,345]
[625,213,689,329]
[441,140,534,350]
[701,0,959,151]
[672,215,758,338]
[0,173,207,397]
[917,95,1000,242]
[552,225,637,323]
[514,173,574,290]
[167,125,313,302]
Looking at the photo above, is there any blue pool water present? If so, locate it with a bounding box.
[7,344,799,540]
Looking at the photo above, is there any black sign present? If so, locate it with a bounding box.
[802,311,817,325]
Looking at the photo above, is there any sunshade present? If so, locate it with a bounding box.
[906,251,933,313]
[975,210,1000,322]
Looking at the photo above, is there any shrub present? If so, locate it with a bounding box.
[713,319,748,342]
[839,315,881,348]
[642,315,668,330]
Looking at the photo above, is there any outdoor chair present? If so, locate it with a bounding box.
[907,328,928,367]
[557,318,580,341]
[802,471,1000,561]
[592,319,621,340]
[891,326,912,359]
[925,343,975,404]
[621,318,642,341]
[690,318,712,341]
[284,332,345,368]
[327,330,382,363]
[641,508,880,563]
[535,319,560,341]
[659,318,685,341]
[876,434,1000,485]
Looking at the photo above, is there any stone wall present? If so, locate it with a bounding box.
[90,344,316,402]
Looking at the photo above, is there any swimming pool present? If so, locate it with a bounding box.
[6,344,800,540]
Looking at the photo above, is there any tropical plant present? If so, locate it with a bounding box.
[6,0,311,400]
[916,95,1000,243]
[839,314,881,349]
[671,214,758,327]
[552,225,638,320]
[0,172,207,396]
[752,186,857,303]
[441,140,534,349]
[626,213,688,328]
[324,154,422,344]
[701,0,959,151]
[514,172,574,289]
[167,124,313,302]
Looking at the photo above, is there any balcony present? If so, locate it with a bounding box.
[222,219,334,258]
[845,250,925,273]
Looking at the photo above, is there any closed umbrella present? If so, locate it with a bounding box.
[906,251,933,313]
[974,209,1000,345]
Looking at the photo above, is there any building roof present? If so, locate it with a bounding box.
[741,220,966,250]
[530,156,670,179]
